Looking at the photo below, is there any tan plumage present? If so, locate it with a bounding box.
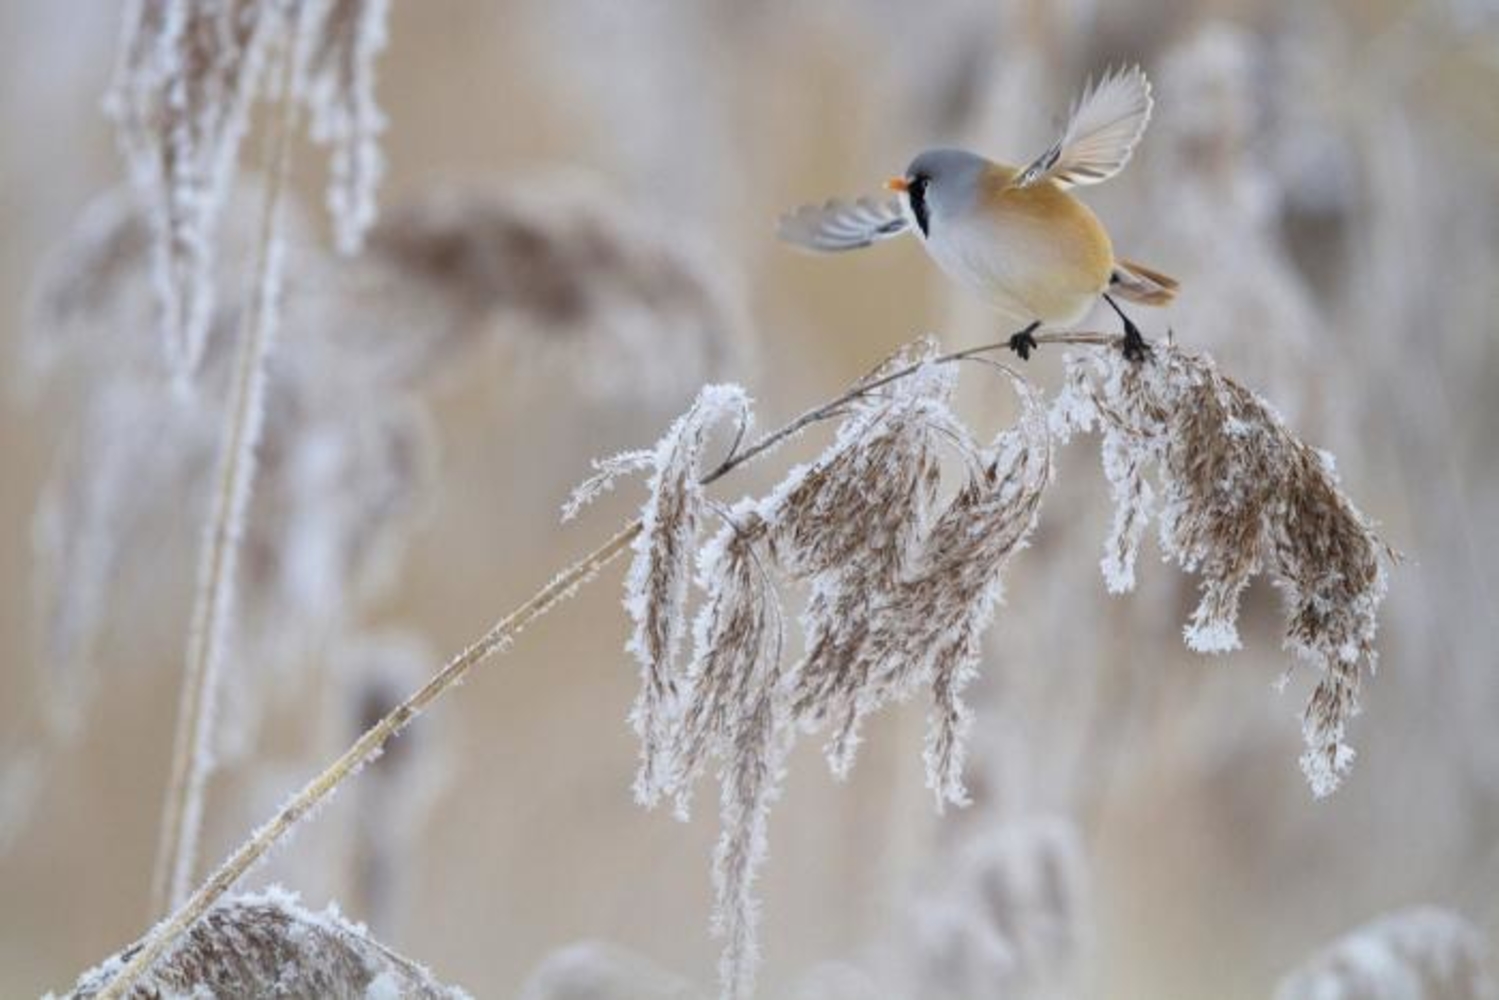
[778,65,1178,350]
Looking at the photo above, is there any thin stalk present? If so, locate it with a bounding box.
[702,330,1125,482]
[96,520,644,1000]
[149,35,301,915]
[98,327,1128,998]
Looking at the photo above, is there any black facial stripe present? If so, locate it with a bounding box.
[909,175,930,237]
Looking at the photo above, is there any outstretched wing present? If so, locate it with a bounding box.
[1013,65,1153,189]
[776,197,909,253]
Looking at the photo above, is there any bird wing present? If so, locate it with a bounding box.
[1013,65,1153,189]
[776,197,909,253]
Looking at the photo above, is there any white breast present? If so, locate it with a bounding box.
[916,211,1103,329]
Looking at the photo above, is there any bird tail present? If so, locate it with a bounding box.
[1110,258,1179,306]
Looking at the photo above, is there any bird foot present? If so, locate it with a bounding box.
[1008,322,1041,361]
[1120,321,1152,363]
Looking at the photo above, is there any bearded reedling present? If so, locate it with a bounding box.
[779,65,1177,361]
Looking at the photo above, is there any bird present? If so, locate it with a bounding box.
[777,65,1177,362]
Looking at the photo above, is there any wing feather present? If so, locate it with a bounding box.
[1014,65,1153,189]
[776,197,909,253]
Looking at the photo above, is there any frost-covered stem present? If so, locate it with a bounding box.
[95,520,644,1000]
[150,31,301,917]
[101,327,1126,997]
[701,330,1126,484]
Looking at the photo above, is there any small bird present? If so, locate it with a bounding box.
[777,65,1177,361]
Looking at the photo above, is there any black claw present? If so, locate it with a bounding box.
[1104,294,1152,363]
[1121,321,1151,363]
[1008,321,1041,362]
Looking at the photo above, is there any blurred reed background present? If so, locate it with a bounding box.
[1,0,1497,997]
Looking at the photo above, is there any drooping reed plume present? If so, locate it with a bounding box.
[1052,344,1392,796]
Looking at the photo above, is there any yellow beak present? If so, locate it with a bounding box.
[884,176,909,193]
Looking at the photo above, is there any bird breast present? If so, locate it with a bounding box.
[922,169,1115,328]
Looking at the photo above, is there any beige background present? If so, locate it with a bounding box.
[2,1,1498,997]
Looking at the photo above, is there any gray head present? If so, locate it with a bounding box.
[899,148,988,238]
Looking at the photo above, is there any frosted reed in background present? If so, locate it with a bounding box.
[517,941,699,1000]
[149,32,300,915]
[105,0,281,380]
[300,0,390,255]
[908,820,1087,1000]
[62,886,469,1000]
[1275,907,1498,1000]
[106,0,392,380]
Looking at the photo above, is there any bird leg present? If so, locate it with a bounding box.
[1103,294,1151,363]
[1007,320,1042,361]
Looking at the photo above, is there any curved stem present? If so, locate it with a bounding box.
[149,33,300,916]
[98,327,1126,997]
[701,329,1123,483]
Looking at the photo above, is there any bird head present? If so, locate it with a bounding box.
[885,148,988,239]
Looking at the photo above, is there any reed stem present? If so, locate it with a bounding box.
[149,31,301,916]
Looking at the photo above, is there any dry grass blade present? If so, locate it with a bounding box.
[63,886,469,999]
